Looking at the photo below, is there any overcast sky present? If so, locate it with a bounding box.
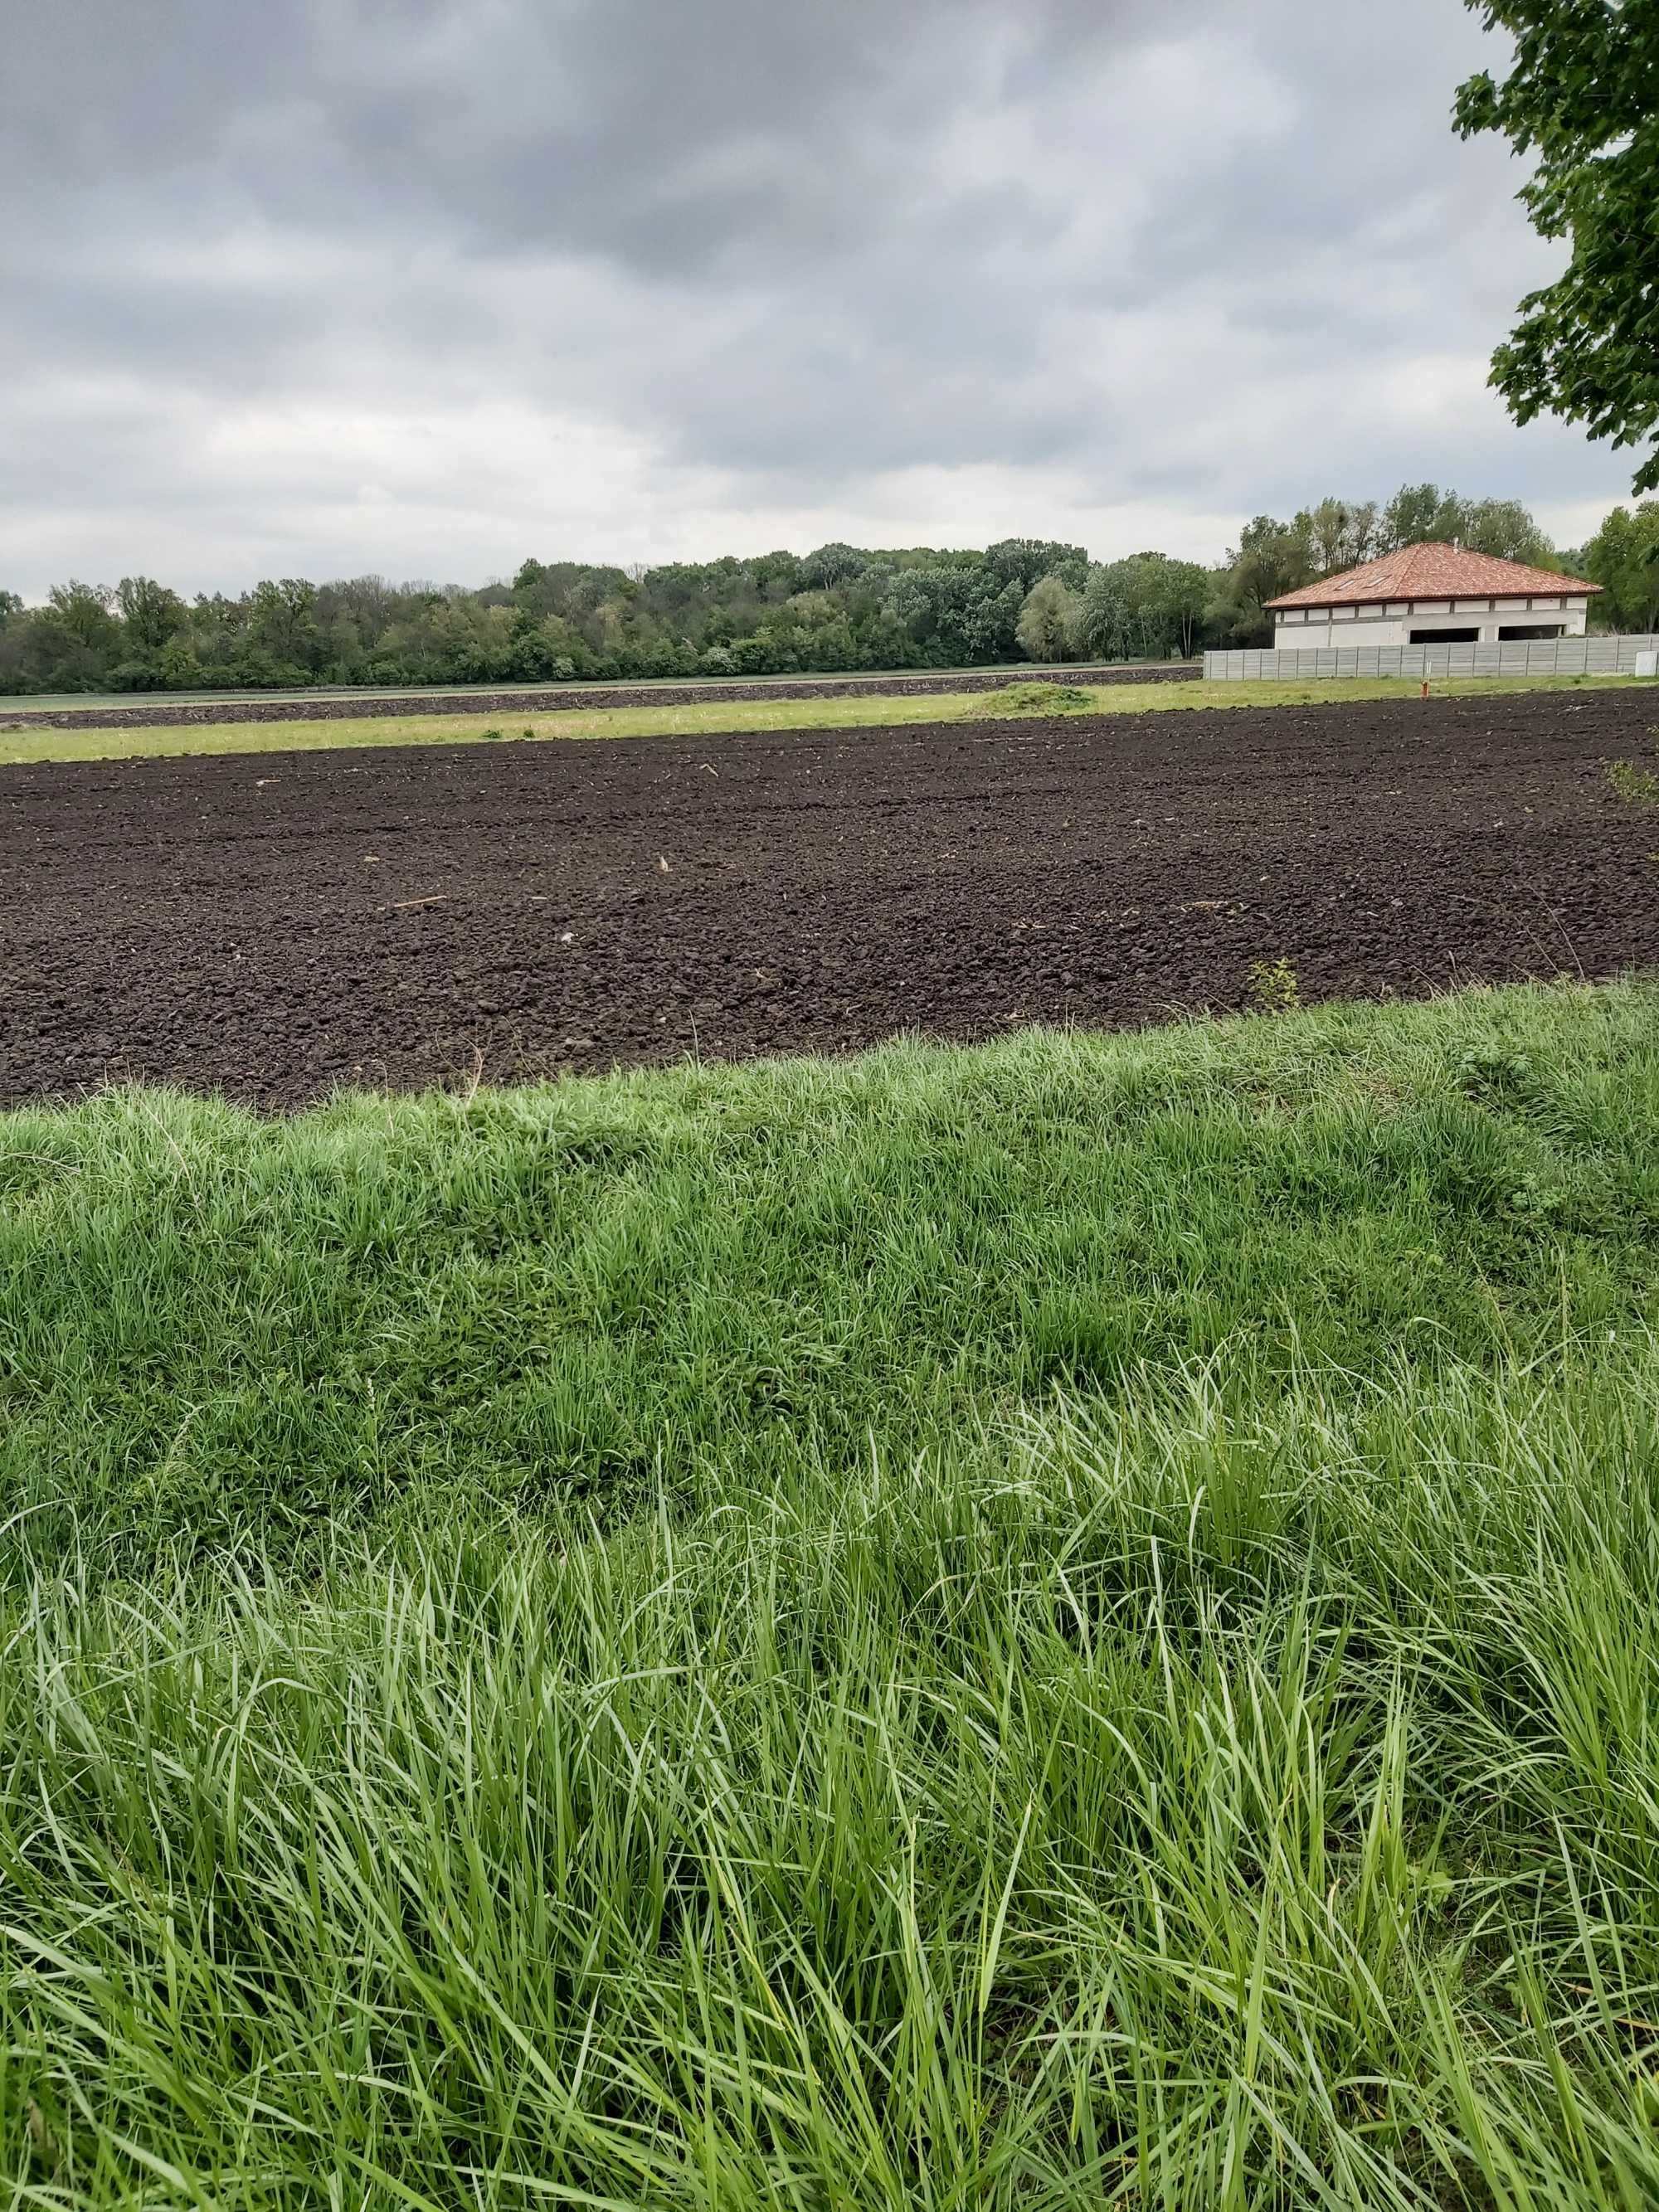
[2,0,1634,597]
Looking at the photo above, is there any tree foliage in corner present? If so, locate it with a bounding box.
[1456,2,1659,490]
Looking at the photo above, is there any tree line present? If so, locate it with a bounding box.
[2,483,1651,697]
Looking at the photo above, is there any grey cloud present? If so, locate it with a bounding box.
[0,0,1636,596]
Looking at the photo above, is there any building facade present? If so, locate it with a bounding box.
[1266,542,1599,652]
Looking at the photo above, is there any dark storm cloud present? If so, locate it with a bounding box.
[0,0,1632,594]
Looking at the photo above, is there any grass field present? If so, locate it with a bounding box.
[6,980,1659,2204]
[0,659,1179,718]
[1,669,1642,766]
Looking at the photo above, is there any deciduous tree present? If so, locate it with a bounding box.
[1456,498,1556,567]
[249,577,321,670]
[1584,503,1659,632]
[1456,2,1659,490]
[117,575,186,656]
[46,581,118,649]
[1380,483,1464,552]
[1015,574,1081,663]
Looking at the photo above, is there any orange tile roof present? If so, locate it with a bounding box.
[1265,542,1599,610]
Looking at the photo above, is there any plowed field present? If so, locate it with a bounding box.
[2,688,1654,1105]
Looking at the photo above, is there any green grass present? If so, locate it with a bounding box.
[0,670,1640,766]
[0,659,1180,718]
[979,679,1099,714]
[7,981,1659,2204]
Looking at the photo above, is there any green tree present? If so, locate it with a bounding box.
[1146,557,1210,659]
[1015,575,1080,663]
[1380,483,1464,551]
[1301,498,1381,575]
[1456,498,1556,566]
[881,563,1014,667]
[795,542,870,591]
[1207,516,1315,646]
[46,580,118,651]
[319,576,396,646]
[1584,503,1659,632]
[1074,565,1133,660]
[117,575,186,656]
[248,578,321,671]
[1374,484,1555,564]
[1075,554,1209,660]
[985,538,1089,595]
[1455,2,1659,491]
[0,591,22,625]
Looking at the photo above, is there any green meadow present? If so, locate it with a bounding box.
[6,980,1659,2205]
[1,669,1637,766]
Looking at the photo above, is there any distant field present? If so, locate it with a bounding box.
[0,668,1641,766]
[0,658,1184,718]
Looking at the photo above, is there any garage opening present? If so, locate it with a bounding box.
[1498,623,1565,641]
[1409,626,1479,644]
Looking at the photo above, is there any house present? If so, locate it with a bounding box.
[1264,543,1600,651]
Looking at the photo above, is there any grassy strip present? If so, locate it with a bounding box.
[0,660,1183,717]
[4,979,1657,1573]
[5,981,1659,2202]
[0,669,1639,766]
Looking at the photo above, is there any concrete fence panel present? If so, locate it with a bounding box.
[1203,636,1659,683]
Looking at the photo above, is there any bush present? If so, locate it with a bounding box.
[731,634,781,676]
[158,644,207,690]
[1248,956,1301,1014]
[105,659,164,693]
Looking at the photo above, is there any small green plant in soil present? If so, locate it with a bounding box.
[1248,954,1301,1012]
[1607,751,1659,805]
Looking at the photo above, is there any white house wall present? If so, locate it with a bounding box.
[1273,595,1589,650]
[1278,612,1409,649]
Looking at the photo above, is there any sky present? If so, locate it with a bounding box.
[2,0,1637,598]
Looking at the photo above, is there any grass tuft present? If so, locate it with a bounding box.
[980,679,1097,715]
[1608,753,1659,806]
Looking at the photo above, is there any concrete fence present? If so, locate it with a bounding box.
[1204,635,1659,683]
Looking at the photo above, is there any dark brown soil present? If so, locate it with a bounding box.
[2,688,1655,1107]
[0,663,1196,732]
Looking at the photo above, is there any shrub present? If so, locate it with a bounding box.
[1248,956,1301,1014]
[105,659,164,693]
